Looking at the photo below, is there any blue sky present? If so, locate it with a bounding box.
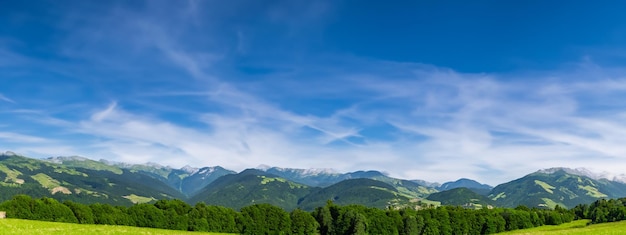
[2,1,626,185]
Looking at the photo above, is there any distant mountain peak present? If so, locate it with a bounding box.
[45,155,92,163]
[2,151,17,156]
[256,165,340,176]
[438,178,492,192]
[196,166,225,175]
[537,167,626,184]
[411,179,441,188]
[101,159,172,170]
[302,168,339,175]
[145,162,166,169]
[256,164,272,171]
[181,165,199,174]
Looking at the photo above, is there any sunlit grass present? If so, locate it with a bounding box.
[122,194,155,204]
[0,218,235,235]
[498,219,626,235]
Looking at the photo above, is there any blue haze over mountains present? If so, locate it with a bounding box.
[3,151,626,210]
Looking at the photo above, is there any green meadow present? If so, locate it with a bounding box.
[498,219,626,235]
[4,217,626,235]
[0,218,235,235]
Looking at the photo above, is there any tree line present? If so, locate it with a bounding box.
[0,194,577,234]
[572,197,626,224]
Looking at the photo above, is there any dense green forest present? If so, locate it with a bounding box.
[0,194,584,235]
[572,198,626,224]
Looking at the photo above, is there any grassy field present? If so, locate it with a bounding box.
[0,218,235,235]
[5,217,626,235]
[498,219,626,235]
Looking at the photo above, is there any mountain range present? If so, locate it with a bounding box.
[2,151,626,210]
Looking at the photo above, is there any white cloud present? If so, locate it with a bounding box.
[50,61,623,185]
[0,132,48,143]
[5,1,626,186]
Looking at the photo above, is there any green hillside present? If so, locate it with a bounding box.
[9,152,626,212]
[438,178,493,195]
[364,173,438,198]
[47,156,236,197]
[427,187,495,208]
[0,153,184,206]
[263,168,437,199]
[189,169,316,210]
[297,178,412,210]
[489,169,626,208]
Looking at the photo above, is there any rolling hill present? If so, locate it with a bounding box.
[297,178,413,211]
[189,169,316,210]
[48,156,236,197]
[489,168,626,208]
[438,178,493,195]
[427,187,494,209]
[0,152,184,205]
[258,166,437,198]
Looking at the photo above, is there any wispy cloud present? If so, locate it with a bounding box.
[5,56,626,185]
[4,1,626,186]
[0,132,48,143]
[0,93,14,103]
[21,59,617,185]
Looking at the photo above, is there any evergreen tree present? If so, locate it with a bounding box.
[64,201,94,224]
[188,204,210,232]
[448,207,469,235]
[238,204,291,235]
[336,209,368,235]
[207,205,238,233]
[154,199,190,230]
[314,203,335,235]
[32,197,77,223]
[400,215,418,235]
[434,207,451,235]
[290,209,319,235]
[127,203,166,228]
[90,203,133,226]
[0,194,35,219]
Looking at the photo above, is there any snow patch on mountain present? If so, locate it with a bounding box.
[196,167,219,175]
[257,165,339,176]
[181,165,199,174]
[45,156,91,163]
[256,164,272,171]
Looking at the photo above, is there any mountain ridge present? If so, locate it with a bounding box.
[5,151,626,210]
[490,168,626,208]
[29,152,626,187]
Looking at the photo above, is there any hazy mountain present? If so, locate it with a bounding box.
[117,163,235,197]
[8,152,626,211]
[427,187,495,209]
[48,156,236,197]
[1,153,184,206]
[438,178,493,195]
[257,167,437,198]
[489,168,626,208]
[537,167,626,184]
[177,166,236,196]
[411,179,441,188]
[189,169,316,211]
[259,166,342,187]
[46,156,125,174]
